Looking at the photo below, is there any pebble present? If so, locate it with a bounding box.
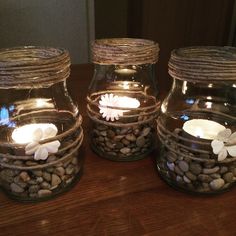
[142,127,151,136]
[198,174,212,183]
[115,142,124,149]
[107,130,115,138]
[120,147,131,155]
[167,162,175,171]
[38,189,52,197]
[203,166,220,174]
[209,178,225,190]
[185,171,197,181]
[189,163,202,175]
[29,185,40,193]
[183,175,191,183]
[51,174,61,187]
[121,139,130,146]
[125,134,136,142]
[223,172,234,183]
[178,161,189,172]
[55,167,65,177]
[174,166,184,176]
[65,165,74,175]
[32,170,43,177]
[19,172,30,182]
[220,166,228,174]
[43,172,51,182]
[72,157,78,165]
[41,181,51,189]
[166,152,177,162]
[10,183,24,193]
[97,125,108,131]
[47,155,57,163]
[36,177,44,183]
[136,136,146,147]
[13,176,27,188]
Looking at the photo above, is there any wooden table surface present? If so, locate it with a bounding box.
[0,64,236,236]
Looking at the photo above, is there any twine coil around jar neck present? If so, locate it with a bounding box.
[168,46,236,83]
[0,46,70,89]
[92,38,159,65]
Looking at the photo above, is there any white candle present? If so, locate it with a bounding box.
[182,119,225,140]
[115,68,136,75]
[99,93,140,121]
[12,123,57,144]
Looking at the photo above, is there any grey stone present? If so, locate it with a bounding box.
[189,163,202,175]
[136,136,146,147]
[203,166,220,174]
[115,142,124,149]
[43,172,51,182]
[29,185,40,193]
[13,176,27,188]
[107,130,115,138]
[19,171,30,182]
[114,135,125,141]
[41,181,51,189]
[10,183,24,193]
[100,131,107,137]
[98,136,104,142]
[65,164,74,175]
[97,125,108,131]
[125,134,136,142]
[183,175,191,183]
[120,147,131,155]
[142,127,151,136]
[105,141,115,149]
[198,174,212,183]
[166,152,178,162]
[32,170,43,177]
[38,189,52,197]
[178,160,189,172]
[72,157,78,165]
[223,172,234,183]
[185,171,197,181]
[220,166,228,174]
[51,174,61,187]
[209,178,225,190]
[174,166,184,176]
[36,177,44,183]
[120,128,129,135]
[55,167,65,177]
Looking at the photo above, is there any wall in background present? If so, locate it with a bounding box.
[0,0,95,64]
[95,0,235,94]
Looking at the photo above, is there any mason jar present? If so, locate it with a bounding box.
[157,46,236,194]
[87,38,160,161]
[0,46,83,201]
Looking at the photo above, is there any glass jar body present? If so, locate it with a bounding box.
[0,47,83,202]
[87,64,159,161]
[157,78,236,194]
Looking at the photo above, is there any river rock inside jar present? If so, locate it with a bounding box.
[159,147,236,193]
[91,122,156,160]
[0,147,81,200]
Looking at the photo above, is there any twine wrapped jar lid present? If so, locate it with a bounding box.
[168,46,236,83]
[92,38,159,65]
[0,46,70,89]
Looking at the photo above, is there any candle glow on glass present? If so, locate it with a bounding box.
[183,119,225,140]
[99,93,140,121]
[115,68,136,75]
[12,123,57,144]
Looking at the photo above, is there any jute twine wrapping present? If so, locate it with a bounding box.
[92,38,159,65]
[0,46,70,89]
[168,46,236,83]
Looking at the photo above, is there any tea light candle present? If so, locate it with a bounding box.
[115,68,136,75]
[99,93,140,121]
[182,119,225,140]
[12,123,57,144]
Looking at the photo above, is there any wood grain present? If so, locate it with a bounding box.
[0,64,236,236]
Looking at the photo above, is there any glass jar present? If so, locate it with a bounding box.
[157,46,236,194]
[87,38,160,161]
[0,46,83,202]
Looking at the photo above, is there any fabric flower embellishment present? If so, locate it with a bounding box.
[99,93,124,121]
[99,93,140,122]
[25,125,60,160]
[211,128,236,161]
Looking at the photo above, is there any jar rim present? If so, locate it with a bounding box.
[0,46,70,89]
[168,46,236,83]
[92,38,159,65]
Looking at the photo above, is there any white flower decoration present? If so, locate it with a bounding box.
[211,128,236,161]
[99,93,140,122]
[25,126,60,160]
[99,93,124,121]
